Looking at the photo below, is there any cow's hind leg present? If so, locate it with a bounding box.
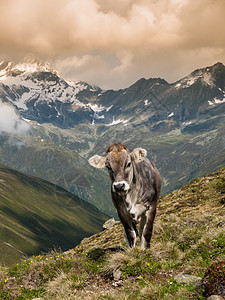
[140,205,156,250]
[139,213,146,242]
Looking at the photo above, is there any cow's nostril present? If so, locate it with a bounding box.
[131,213,135,219]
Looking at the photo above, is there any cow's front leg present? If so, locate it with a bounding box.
[117,210,137,248]
[123,223,137,248]
[140,205,156,250]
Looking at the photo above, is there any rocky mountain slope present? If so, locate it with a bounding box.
[0,60,103,127]
[0,164,108,266]
[0,167,224,299]
[0,60,224,129]
[0,60,224,217]
[0,61,225,128]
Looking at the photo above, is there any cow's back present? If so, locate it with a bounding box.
[134,158,161,202]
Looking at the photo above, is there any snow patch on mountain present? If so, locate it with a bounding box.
[107,117,129,126]
[66,81,90,93]
[14,62,58,75]
[144,99,152,106]
[175,69,215,89]
[0,61,95,111]
[203,73,213,86]
[0,60,58,77]
[168,112,174,117]
[0,71,37,88]
[87,104,105,113]
[106,105,113,112]
[16,92,33,110]
[208,97,225,106]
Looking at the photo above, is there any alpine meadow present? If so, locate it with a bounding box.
[0,58,224,299]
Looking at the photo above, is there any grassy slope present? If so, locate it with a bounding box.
[0,167,224,299]
[0,128,114,217]
[0,164,108,266]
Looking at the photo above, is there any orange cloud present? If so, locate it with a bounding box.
[0,0,224,88]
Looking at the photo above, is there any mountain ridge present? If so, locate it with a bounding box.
[0,60,224,128]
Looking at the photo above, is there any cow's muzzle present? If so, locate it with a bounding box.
[112,181,130,193]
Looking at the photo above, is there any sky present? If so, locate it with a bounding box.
[0,0,225,89]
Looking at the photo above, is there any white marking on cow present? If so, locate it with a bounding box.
[130,204,147,222]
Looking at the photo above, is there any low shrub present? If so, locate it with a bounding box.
[200,261,225,298]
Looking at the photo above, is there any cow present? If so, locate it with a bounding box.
[88,143,161,249]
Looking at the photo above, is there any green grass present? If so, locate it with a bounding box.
[0,164,108,266]
[0,167,224,299]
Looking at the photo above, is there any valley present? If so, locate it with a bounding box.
[0,164,108,266]
[0,60,224,218]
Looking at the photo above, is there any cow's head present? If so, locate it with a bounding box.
[88,143,147,194]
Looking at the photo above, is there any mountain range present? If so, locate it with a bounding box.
[1,60,224,128]
[0,60,224,217]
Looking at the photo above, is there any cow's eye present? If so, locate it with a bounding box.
[106,164,112,171]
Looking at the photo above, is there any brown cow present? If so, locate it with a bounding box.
[88,143,161,249]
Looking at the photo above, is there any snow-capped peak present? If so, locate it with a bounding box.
[0,60,59,79]
[0,59,107,124]
[174,62,225,89]
[14,60,59,75]
[0,60,88,111]
[175,70,214,89]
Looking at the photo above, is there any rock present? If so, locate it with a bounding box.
[113,268,122,281]
[103,218,117,230]
[174,274,202,285]
[207,295,224,300]
[112,280,123,287]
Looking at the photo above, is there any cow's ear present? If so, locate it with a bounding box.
[88,155,106,169]
[131,148,147,163]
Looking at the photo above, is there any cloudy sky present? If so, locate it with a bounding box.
[0,0,225,89]
[0,101,30,135]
